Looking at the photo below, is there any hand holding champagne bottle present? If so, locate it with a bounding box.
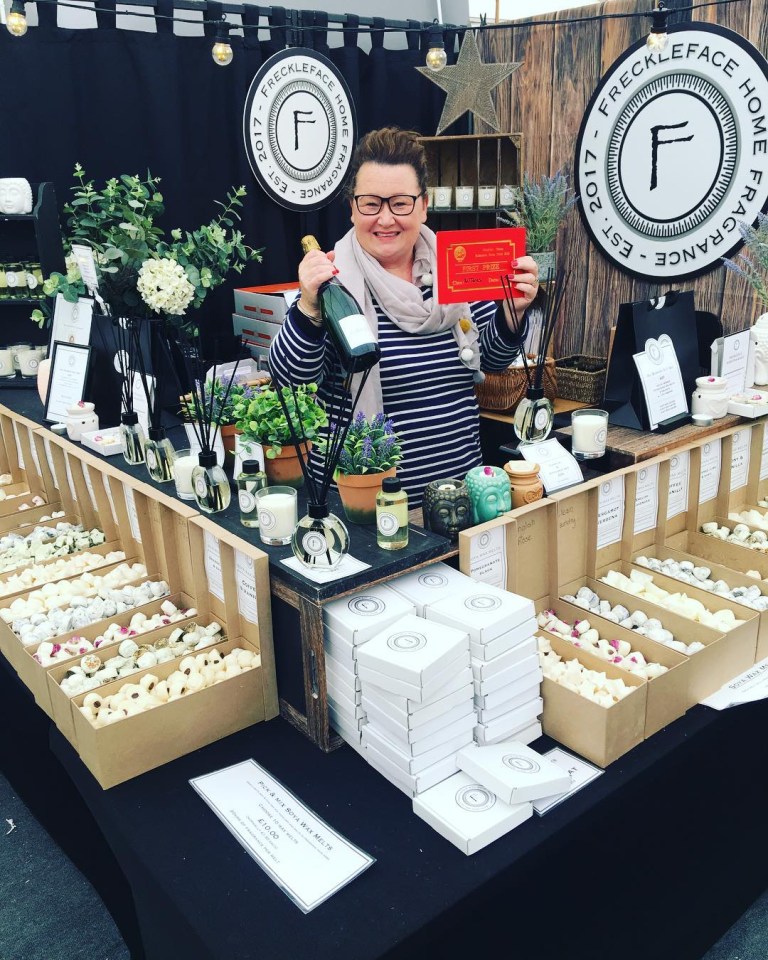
[299,235,381,374]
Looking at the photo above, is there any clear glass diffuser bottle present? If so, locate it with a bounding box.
[191,450,231,515]
[144,427,176,483]
[292,502,349,571]
[120,411,146,465]
[513,386,554,444]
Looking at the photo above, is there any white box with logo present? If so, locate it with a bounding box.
[426,583,535,643]
[474,652,541,697]
[456,741,572,806]
[363,680,474,726]
[355,613,469,687]
[413,771,533,855]
[366,704,476,753]
[476,686,542,724]
[475,698,543,745]
[362,723,473,775]
[365,742,458,797]
[469,618,538,662]
[323,584,416,644]
[474,659,542,709]
[364,698,474,744]
[472,635,538,681]
[388,562,476,616]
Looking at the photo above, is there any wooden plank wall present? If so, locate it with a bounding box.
[478,0,766,358]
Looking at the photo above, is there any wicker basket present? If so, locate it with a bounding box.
[554,354,607,405]
[474,357,558,412]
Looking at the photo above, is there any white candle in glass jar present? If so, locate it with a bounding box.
[173,454,198,499]
[571,410,609,457]
[256,491,297,543]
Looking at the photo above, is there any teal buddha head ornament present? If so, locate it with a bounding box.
[465,465,512,525]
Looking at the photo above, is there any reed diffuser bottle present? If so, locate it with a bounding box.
[120,411,146,465]
[144,427,176,483]
[192,450,231,515]
[292,502,349,570]
[513,387,553,443]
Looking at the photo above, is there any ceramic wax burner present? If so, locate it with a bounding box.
[691,376,729,419]
[503,460,544,508]
[65,401,99,441]
[465,465,512,525]
[751,315,768,386]
[422,478,472,541]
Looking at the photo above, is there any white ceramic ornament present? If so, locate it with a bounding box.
[0,178,33,214]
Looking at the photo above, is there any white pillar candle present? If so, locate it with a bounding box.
[256,489,298,544]
[173,454,198,500]
[571,410,609,458]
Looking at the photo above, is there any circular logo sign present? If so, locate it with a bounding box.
[575,23,768,281]
[238,490,256,513]
[418,572,449,588]
[464,594,502,612]
[146,448,157,471]
[377,511,399,536]
[302,530,328,557]
[347,596,384,616]
[534,408,550,430]
[386,631,427,652]
[243,48,357,212]
[502,754,540,774]
[455,784,496,813]
[258,507,276,531]
[194,475,208,498]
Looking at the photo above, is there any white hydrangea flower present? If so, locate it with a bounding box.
[137,257,195,316]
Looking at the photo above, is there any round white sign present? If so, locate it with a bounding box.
[575,23,768,281]
[243,48,357,212]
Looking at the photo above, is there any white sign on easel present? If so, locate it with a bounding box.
[632,334,688,430]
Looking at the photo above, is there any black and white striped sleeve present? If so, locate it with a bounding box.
[268,302,328,388]
[473,300,529,372]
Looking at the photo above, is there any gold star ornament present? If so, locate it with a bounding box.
[416,30,522,136]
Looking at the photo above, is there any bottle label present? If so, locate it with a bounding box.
[26,272,38,290]
[146,448,157,471]
[194,475,208,498]
[377,511,399,536]
[302,530,328,556]
[534,408,550,430]
[6,272,18,288]
[239,490,256,513]
[259,508,276,531]
[338,313,372,350]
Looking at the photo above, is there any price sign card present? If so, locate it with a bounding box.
[50,295,94,348]
[667,451,690,519]
[520,439,583,493]
[436,227,526,303]
[719,330,751,395]
[466,522,508,588]
[533,748,604,815]
[731,429,751,491]
[699,439,722,503]
[633,464,659,534]
[597,476,625,549]
[44,342,91,423]
[191,759,375,913]
[633,334,688,430]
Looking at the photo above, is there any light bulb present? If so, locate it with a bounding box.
[6,1,27,37]
[646,29,669,52]
[426,46,447,72]
[212,40,233,65]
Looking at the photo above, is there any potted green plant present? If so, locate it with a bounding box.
[332,412,403,524]
[498,170,577,276]
[232,382,328,488]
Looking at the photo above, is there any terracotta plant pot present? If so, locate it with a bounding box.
[220,424,237,457]
[264,443,312,488]
[335,467,396,525]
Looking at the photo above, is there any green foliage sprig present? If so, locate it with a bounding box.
[498,170,577,254]
[334,412,403,476]
[32,165,263,329]
[232,383,328,458]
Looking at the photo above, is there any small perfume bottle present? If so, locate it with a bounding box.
[120,411,146,465]
[144,428,176,483]
[292,502,349,570]
[376,477,408,550]
[191,450,231,515]
[513,386,554,444]
[237,459,267,528]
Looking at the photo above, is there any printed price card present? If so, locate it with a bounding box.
[699,439,722,503]
[235,550,259,624]
[730,429,751,491]
[633,464,659,534]
[597,476,625,548]
[667,451,690,519]
[204,530,225,601]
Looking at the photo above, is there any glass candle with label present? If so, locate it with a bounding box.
[571,408,609,459]
[255,486,298,546]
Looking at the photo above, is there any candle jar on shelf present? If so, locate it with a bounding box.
[570,408,609,460]
[254,485,298,546]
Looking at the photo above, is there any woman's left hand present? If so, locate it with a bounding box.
[500,256,539,329]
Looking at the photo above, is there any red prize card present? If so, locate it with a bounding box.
[436,227,527,303]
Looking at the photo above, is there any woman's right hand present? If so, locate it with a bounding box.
[298,248,337,319]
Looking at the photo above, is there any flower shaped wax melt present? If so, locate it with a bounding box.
[537,635,633,707]
[635,556,768,612]
[600,568,744,633]
[561,584,704,655]
[537,609,668,678]
[79,646,260,727]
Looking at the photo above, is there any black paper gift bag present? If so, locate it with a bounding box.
[603,290,700,430]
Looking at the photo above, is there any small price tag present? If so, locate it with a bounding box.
[667,451,690,518]
[699,439,722,503]
[730,429,750,491]
[204,531,225,601]
[467,524,507,588]
[235,550,259,624]
[633,464,658,534]
[70,243,100,292]
[597,476,625,548]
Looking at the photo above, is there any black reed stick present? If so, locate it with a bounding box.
[500,274,531,388]
[533,266,568,390]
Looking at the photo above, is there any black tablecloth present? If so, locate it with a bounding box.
[46,700,768,960]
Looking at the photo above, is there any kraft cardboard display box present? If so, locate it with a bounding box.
[0,407,55,514]
[413,771,533,855]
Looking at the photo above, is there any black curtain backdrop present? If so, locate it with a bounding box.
[0,11,467,347]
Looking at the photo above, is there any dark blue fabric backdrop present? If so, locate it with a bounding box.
[0,12,465,347]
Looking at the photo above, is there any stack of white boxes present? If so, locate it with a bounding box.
[321,584,415,753]
[426,581,543,745]
[357,613,475,797]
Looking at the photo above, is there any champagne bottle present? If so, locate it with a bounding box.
[300,235,381,374]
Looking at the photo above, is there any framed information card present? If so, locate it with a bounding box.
[44,341,91,423]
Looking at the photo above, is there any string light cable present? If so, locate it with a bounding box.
[5,0,746,55]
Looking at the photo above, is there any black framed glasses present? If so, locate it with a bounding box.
[353,194,424,216]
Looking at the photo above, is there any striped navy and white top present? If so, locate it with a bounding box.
[269,288,527,508]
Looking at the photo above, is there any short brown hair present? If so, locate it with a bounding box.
[345,127,428,200]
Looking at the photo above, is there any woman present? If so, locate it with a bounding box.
[269,127,539,508]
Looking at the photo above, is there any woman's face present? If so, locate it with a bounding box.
[350,162,428,270]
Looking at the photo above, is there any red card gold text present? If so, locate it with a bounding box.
[436,227,527,303]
